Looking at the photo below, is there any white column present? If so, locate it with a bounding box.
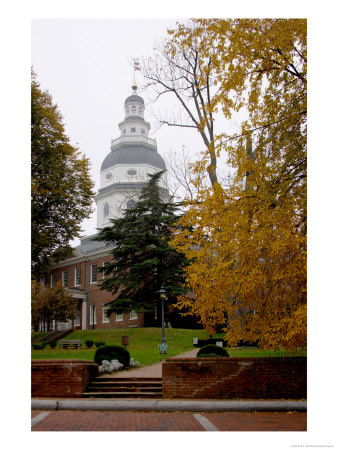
[82,299,87,330]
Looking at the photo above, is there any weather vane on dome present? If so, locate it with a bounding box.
[133,58,141,84]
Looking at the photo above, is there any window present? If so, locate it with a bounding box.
[90,305,97,325]
[102,304,110,323]
[90,264,97,283]
[62,271,68,287]
[123,129,126,134]
[74,308,81,326]
[102,261,109,279]
[39,276,46,292]
[130,310,138,320]
[131,106,136,114]
[50,274,56,288]
[105,172,112,180]
[141,128,145,134]
[74,268,81,286]
[115,313,123,322]
[138,107,142,115]
[127,199,136,210]
[131,127,136,133]
[103,203,109,217]
[127,169,137,176]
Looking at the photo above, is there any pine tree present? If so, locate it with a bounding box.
[95,171,189,318]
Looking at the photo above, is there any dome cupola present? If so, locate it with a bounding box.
[124,83,145,119]
[95,82,169,228]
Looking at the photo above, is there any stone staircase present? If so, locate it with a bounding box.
[32,329,73,344]
[83,377,162,399]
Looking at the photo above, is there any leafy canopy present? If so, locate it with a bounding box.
[95,171,189,317]
[31,70,95,279]
[31,281,78,329]
[166,19,307,350]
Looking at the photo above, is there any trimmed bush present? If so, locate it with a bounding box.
[197,344,229,357]
[95,341,106,348]
[94,345,130,367]
[32,341,46,350]
[49,341,57,348]
[85,340,94,348]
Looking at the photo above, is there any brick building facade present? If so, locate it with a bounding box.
[38,234,162,331]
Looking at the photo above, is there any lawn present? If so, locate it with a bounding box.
[31,328,306,366]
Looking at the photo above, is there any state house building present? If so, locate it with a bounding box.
[39,83,170,331]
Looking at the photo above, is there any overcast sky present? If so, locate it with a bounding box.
[31,18,217,245]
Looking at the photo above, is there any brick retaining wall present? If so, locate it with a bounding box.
[162,357,306,399]
[31,360,99,398]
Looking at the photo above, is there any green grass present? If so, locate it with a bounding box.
[31,328,306,365]
[32,328,306,366]
[227,347,306,357]
[31,328,207,365]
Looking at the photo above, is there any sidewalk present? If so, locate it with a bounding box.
[109,347,199,378]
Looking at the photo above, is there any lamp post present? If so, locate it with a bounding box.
[158,285,168,354]
[91,304,95,330]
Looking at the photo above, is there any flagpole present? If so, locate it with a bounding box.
[133,58,141,84]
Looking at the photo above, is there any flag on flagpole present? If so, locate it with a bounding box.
[134,60,141,71]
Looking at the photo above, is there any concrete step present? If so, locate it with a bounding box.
[90,380,162,386]
[83,376,163,399]
[96,377,162,382]
[82,391,162,399]
[88,385,162,392]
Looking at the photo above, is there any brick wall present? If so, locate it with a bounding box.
[162,357,306,400]
[31,360,99,398]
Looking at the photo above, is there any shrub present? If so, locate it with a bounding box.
[95,341,106,348]
[49,341,57,348]
[85,340,94,348]
[94,345,130,367]
[197,344,229,357]
[32,341,46,350]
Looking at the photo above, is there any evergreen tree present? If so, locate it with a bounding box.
[95,171,189,317]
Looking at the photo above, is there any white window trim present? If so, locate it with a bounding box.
[62,271,68,287]
[102,304,110,323]
[74,267,81,287]
[90,264,97,284]
[129,310,138,320]
[115,313,123,322]
[102,261,109,280]
[74,308,81,326]
[50,274,56,288]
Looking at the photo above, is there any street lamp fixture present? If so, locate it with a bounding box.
[158,285,168,354]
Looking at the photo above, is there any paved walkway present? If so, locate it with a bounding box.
[31,410,307,431]
[109,348,199,378]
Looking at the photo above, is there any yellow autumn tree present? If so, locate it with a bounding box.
[169,19,307,350]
